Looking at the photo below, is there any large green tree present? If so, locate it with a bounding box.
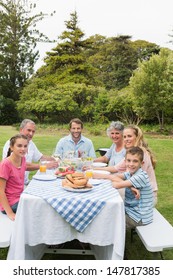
[0,0,54,124]
[86,36,160,90]
[130,48,173,129]
[132,40,160,61]
[17,79,103,122]
[18,10,103,122]
[86,35,137,90]
[0,0,51,101]
[36,11,100,86]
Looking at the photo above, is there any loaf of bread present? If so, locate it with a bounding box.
[62,172,92,189]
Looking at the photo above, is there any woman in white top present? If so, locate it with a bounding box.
[94,121,126,166]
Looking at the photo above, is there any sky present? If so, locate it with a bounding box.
[31,0,173,70]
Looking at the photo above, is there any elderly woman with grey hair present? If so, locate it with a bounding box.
[94,121,126,166]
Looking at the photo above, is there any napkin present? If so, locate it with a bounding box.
[47,196,105,232]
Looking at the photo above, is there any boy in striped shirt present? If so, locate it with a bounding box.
[112,146,154,229]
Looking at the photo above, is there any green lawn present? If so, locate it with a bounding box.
[0,125,173,260]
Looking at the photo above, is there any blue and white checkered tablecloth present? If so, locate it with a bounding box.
[24,177,119,232]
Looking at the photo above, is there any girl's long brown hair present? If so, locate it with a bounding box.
[7,134,28,157]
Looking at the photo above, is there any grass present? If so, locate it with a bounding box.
[0,124,173,260]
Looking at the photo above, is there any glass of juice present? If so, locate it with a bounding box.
[85,170,93,179]
[39,161,47,174]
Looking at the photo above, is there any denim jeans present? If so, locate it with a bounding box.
[1,201,19,214]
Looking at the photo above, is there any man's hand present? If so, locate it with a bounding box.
[46,161,59,169]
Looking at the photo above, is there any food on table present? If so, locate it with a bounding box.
[54,166,75,177]
[59,159,81,171]
[58,166,69,172]
[62,172,92,189]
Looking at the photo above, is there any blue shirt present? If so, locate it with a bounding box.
[105,143,126,166]
[124,168,153,225]
[55,134,96,159]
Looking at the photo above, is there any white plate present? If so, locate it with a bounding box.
[98,148,109,151]
[33,174,57,181]
[88,179,103,185]
[61,186,93,193]
[92,162,107,167]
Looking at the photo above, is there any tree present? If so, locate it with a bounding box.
[17,79,103,122]
[36,11,100,86]
[0,0,52,101]
[92,87,110,123]
[0,94,18,124]
[18,10,104,122]
[86,36,161,90]
[103,35,139,90]
[85,35,138,90]
[130,48,173,130]
[131,40,160,61]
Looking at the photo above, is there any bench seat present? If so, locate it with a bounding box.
[0,212,14,248]
[136,208,173,253]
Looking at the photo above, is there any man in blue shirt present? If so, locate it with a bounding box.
[55,118,96,159]
[112,146,154,229]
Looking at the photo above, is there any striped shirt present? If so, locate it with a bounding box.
[124,168,153,225]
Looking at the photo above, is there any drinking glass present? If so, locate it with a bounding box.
[85,170,93,179]
[52,149,61,161]
[39,160,47,174]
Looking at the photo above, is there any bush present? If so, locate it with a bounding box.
[0,96,19,124]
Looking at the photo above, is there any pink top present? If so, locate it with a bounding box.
[114,151,158,192]
[0,157,26,211]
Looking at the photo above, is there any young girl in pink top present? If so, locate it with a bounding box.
[0,134,28,220]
